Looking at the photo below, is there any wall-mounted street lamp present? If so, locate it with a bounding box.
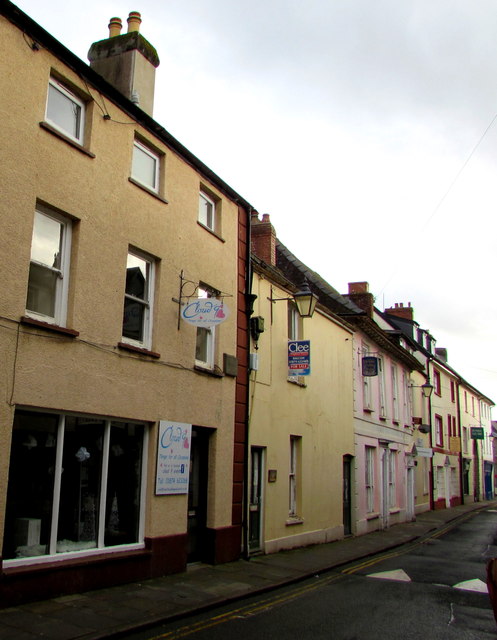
[269,279,319,318]
[410,381,434,398]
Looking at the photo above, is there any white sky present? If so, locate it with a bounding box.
[12,0,497,403]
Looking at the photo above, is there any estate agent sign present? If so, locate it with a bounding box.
[288,340,311,376]
[156,421,192,495]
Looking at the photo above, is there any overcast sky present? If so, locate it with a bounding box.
[12,0,497,403]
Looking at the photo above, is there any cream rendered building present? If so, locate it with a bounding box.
[248,214,356,553]
[0,2,252,604]
[384,304,494,512]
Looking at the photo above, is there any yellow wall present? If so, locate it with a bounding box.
[249,271,355,552]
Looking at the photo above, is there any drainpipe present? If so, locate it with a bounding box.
[456,377,464,504]
[426,358,435,511]
[242,206,254,560]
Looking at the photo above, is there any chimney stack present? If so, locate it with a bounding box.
[384,302,414,321]
[88,12,160,117]
[435,347,448,363]
[345,282,374,317]
[251,212,276,266]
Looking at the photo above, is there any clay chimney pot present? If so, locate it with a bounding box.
[127,11,142,33]
[108,17,122,38]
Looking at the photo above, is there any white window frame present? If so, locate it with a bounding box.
[3,410,148,568]
[402,370,411,425]
[435,414,443,447]
[287,301,305,384]
[287,301,302,341]
[388,450,396,508]
[26,207,72,326]
[289,436,300,517]
[198,191,217,231]
[122,249,155,350]
[46,77,85,144]
[391,365,399,422]
[195,286,216,369]
[131,139,160,193]
[378,358,386,418]
[362,344,373,410]
[365,446,375,513]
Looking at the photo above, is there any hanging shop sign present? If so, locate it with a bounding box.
[156,421,192,495]
[288,340,311,376]
[181,298,229,326]
[471,427,484,440]
[415,447,433,458]
[362,356,379,376]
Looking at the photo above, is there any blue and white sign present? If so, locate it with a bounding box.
[181,298,229,326]
[288,340,311,376]
[156,421,192,495]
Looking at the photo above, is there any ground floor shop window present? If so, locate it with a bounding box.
[2,410,146,562]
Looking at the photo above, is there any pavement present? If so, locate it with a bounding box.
[1,500,496,640]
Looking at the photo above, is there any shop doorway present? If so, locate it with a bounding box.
[249,447,265,552]
[187,427,211,562]
[343,455,353,536]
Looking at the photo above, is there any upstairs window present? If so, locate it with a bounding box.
[198,191,216,231]
[26,208,72,326]
[131,140,160,193]
[362,344,373,411]
[46,78,85,144]
[122,250,155,349]
[435,414,443,447]
[391,365,399,422]
[378,359,386,418]
[434,370,441,396]
[287,301,302,341]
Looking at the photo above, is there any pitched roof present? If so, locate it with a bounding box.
[276,240,362,315]
[1,0,255,212]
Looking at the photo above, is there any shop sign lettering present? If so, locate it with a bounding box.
[156,421,192,495]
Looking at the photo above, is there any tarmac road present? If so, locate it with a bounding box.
[124,509,497,640]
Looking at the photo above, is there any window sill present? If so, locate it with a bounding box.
[363,408,374,414]
[194,364,224,378]
[379,416,387,421]
[196,221,225,242]
[128,177,169,203]
[39,122,95,157]
[389,508,400,515]
[366,512,380,521]
[21,316,79,337]
[3,544,148,573]
[287,376,307,387]
[118,341,160,358]
[286,517,304,526]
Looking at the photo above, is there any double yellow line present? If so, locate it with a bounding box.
[148,509,482,639]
